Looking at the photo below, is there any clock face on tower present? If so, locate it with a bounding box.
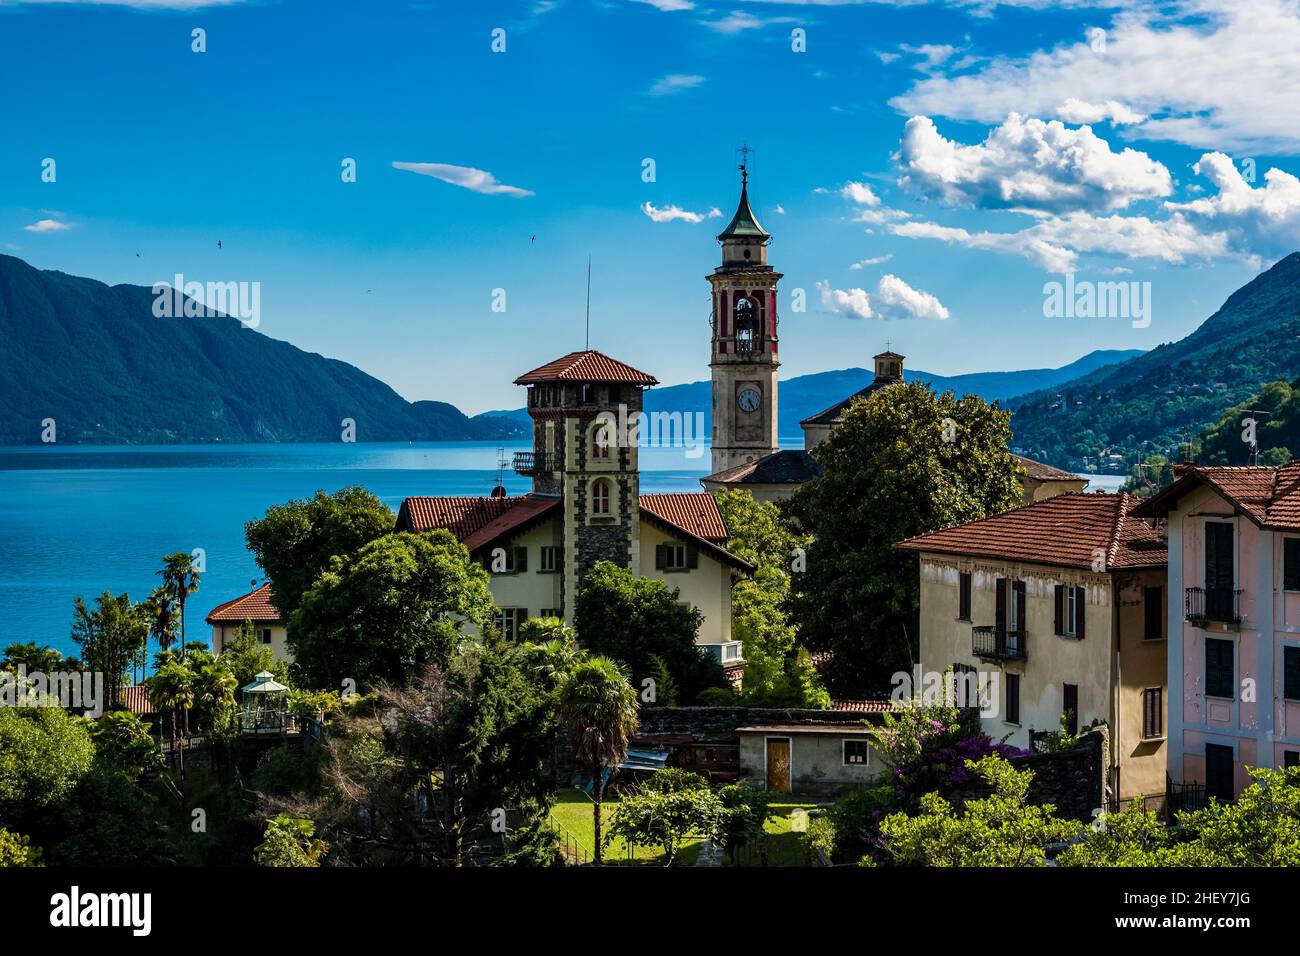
[737,387,761,413]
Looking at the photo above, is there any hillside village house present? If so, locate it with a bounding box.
[898,492,1169,802]
[1132,463,1300,801]
[206,583,289,661]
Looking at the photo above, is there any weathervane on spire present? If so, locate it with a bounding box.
[736,141,754,185]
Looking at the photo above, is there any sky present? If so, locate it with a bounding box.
[3,0,1299,414]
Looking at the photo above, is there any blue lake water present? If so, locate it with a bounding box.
[0,441,717,659]
[0,441,1115,660]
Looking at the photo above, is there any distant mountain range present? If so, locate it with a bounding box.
[488,349,1145,438]
[1010,252,1300,471]
[0,253,1152,448]
[0,255,518,444]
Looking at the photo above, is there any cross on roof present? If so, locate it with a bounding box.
[736,142,753,183]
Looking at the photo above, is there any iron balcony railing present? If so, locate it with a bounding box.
[512,451,557,475]
[1185,587,1243,625]
[972,625,1027,661]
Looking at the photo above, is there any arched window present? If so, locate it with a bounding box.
[734,296,757,353]
[592,479,611,515]
[592,422,611,459]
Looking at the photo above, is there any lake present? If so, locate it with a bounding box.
[0,441,1115,660]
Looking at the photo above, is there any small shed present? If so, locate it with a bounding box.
[736,723,885,797]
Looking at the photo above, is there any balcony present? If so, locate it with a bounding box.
[512,451,558,476]
[972,625,1026,662]
[1185,587,1243,626]
[706,641,744,665]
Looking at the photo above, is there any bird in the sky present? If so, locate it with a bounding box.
[530,235,536,243]
[217,240,223,249]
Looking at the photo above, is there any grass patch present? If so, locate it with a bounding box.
[549,788,703,866]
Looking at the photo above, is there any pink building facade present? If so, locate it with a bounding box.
[1135,464,1300,799]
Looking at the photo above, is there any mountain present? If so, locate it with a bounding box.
[489,349,1144,438]
[1010,253,1300,472]
[0,255,524,444]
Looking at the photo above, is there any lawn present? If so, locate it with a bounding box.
[548,789,824,867]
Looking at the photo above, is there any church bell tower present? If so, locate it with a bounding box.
[709,155,780,475]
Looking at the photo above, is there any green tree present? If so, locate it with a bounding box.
[289,530,497,690]
[574,561,726,702]
[143,585,179,664]
[145,659,196,784]
[0,705,95,815]
[90,711,164,778]
[787,381,1022,695]
[711,783,775,865]
[158,552,202,658]
[1,642,76,674]
[715,489,828,708]
[556,657,640,866]
[877,755,1083,866]
[70,590,148,711]
[0,828,41,867]
[244,486,395,618]
[605,783,722,866]
[219,619,290,689]
[518,626,586,691]
[255,816,329,867]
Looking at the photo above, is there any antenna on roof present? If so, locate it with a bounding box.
[585,255,592,350]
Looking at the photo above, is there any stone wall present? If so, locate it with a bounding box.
[948,726,1108,823]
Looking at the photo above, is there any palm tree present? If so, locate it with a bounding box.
[556,657,639,865]
[158,552,201,659]
[145,585,178,660]
[146,660,196,790]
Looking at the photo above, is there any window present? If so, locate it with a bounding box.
[259,628,272,645]
[1205,520,1235,591]
[655,542,695,572]
[1205,743,1235,801]
[488,546,527,574]
[591,479,611,515]
[497,608,527,642]
[996,578,1025,634]
[843,740,870,766]
[1287,539,1300,591]
[1205,638,1235,699]
[579,383,593,404]
[540,608,562,619]
[539,546,561,573]
[1144,586,1164,641]
[1285,751,1300,770]
[1063,684,1079,735]
[1005,673,1020,724]
[1142,687,1164,739]
[592,423,611,459]
[957,572,971,621]
[1285,646,1300,701]
[1054,585,1086,638]
[734,297,757,353]
[950,663,979,708]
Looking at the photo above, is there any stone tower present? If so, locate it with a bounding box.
[513,350,658,620]
[709,162,781,475]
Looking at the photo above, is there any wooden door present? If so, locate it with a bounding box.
[766,738,791,793]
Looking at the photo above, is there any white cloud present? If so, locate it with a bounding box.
[817,280,875,319]
[850,254,894,269]
[892,0,1300,153]
[875,273,951,320]
[648,73,705,96]
[773,204,786,214]
[392,162,533,197]
[23,219,71,233]
[900,43,959,69]
[816,274,949,320]
[1166,152,1300,262]
[641,201,718,223]
[634,0,694,8]
[1056,98,1146,126]
[897,114,1171,213]
[700,10,795,33]
[841,181,881,206]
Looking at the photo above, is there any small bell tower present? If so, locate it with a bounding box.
[709,147,781,475]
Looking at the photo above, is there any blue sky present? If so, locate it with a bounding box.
[3,0,1299,414]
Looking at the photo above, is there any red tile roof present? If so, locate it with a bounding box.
[1015,454,1084,482]
[831,699,896,713]
[897,492,1166,571]
[640,492,729,543]
[396,495,561,552]
[514,350,658,386]
[205,583,282,623]
[121,685,156,715]
[1132,463,1300,531]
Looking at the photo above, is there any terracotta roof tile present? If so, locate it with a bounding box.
[397,495,561,552]
[514,350,658,386]
[1015,454,1083,482]
[897,492,1166,571]
[640,492,729,542]
[121,685,156,715]
[205,583,282,623]
[831,699,896,713]
[1133,464,1300,531]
